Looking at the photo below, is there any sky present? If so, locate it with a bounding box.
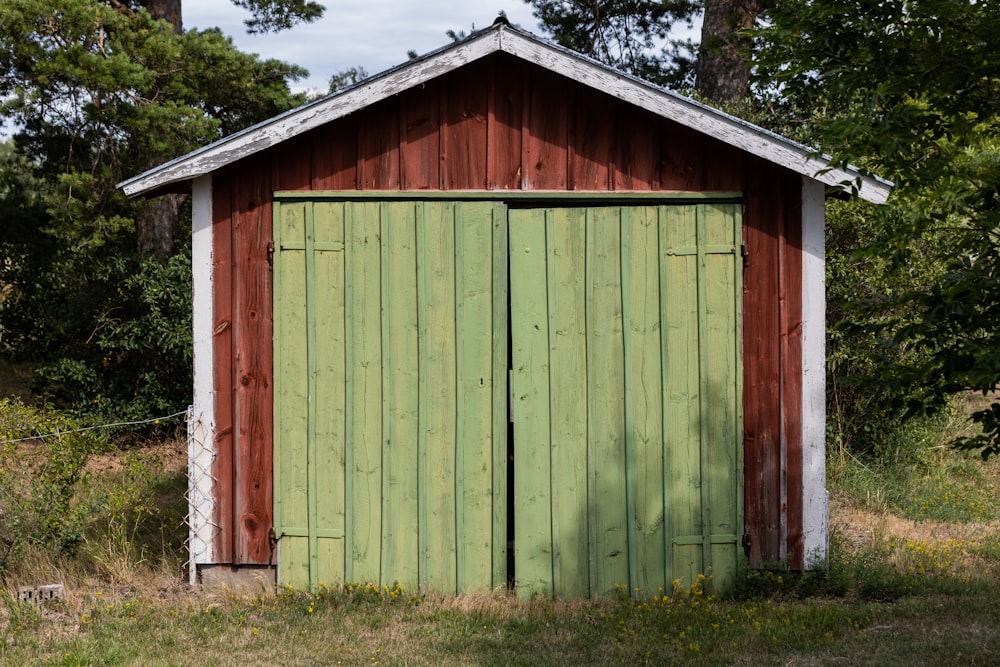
[184,0,546,95]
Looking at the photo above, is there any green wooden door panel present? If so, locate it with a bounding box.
[508,203,742,599]
[274,199,505,593]
[275,198,741,598]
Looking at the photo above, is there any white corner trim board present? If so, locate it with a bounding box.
[800,177,829,568]
[188,174,216,577]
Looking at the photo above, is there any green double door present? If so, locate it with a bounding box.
[273,196,742,598]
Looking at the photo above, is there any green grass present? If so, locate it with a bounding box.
[1,396,999,665]
[2,567,998,666]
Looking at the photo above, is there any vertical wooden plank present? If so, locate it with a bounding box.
[401,87,441,190]
[510,207,554,599]
[697,203,744,588]
[358,101,400,190]
[743,164,783,566]
[312,121,359,190]
[313,200,347,585]
[660,122,705,191]
[621,206,665,596]
[212,172,235,565]
[613,106,659,191]
[546,208,589,598]
[302,201,321,586]
[702,202,743,590]
[780,175,805,568]
[695,205,715,580]
[455,201,496,592]
[273,138,312,191]
[491,202,510,589]
[381,201,421,589]
[619,207,640,599]
[417,201,458,592]
[487,57,524,191]
[662,205,703,587]
[586,206,628,596]
[569,88,612,190]
[273,200,309,586]
[233,162,274,564]
[522,69,569,190]
[345,201,383,582]
[702,140,745,192]
[442,72,489,189]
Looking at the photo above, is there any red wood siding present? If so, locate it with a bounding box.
[210,51,808,568]
[212,158,276,565]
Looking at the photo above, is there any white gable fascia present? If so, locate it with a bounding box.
[120,24,891,204]
[497,32,890,204]
[120,30,503,197]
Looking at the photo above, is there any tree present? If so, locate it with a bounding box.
[523,0,701,88]
[754,0,1000,458]
[0,0,309,419]
[695,0,764,103]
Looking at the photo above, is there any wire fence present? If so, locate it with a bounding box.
[186,406,217,585]
[0,410,189,447]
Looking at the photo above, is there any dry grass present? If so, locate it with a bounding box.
[2,397,999,665]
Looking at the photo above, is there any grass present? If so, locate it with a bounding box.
[1,396,998,665]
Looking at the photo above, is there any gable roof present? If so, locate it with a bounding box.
[120,19,892,204]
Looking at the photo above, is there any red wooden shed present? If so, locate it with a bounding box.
[122,20,890,595]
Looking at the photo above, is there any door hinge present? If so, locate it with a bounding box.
[740,243,749,269]
[742,533,752,561]
[266,241,275,270]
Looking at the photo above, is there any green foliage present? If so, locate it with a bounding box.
[231,0,325,34]
[524,0,701,88]
[756,0,1000,458]
[328,65,369,93]
[0,399,106,572]
[0,1,308,418]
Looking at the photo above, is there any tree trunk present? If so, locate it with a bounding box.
[142,0,182,33]
[136,1,183,254]
[696,0,759,103]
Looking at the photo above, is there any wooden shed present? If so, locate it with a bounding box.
[122,20,891,597]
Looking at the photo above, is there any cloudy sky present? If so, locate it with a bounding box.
[185,1,546,95]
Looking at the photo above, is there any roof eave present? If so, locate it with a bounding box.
[120,23,892,204]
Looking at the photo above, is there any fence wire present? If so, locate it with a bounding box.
[185,406,218,585]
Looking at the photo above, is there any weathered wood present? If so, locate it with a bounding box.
[486,57,524,191]
[313,200,348,584]
[490,202,509,589]
[232,158,274,564]
[662,205,704,587]
[509,207,554,599]
[780,173,805,568]
[743,163,784,567]
[523,69,569,190]
[346,201,384,582]
[124,25,890,202]
[613,106,658,190]
[569,87,612,190]
[380,201,420,588]
[212,170,235,565]
[401,87,441,190]
[546,208,590,598]
[621,206,665,595]
[455,202,498,592]
[443,68,489,189]
[660,121,705,191]
[273,199,307,585]
[418,202,459,590]
[359,100,400,190]
[312,122,358,190]
[586,206,628,596]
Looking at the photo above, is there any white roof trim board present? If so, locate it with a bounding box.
[120,21,892,204]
